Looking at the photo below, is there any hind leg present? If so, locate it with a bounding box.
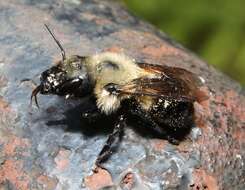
[94,115,126,172]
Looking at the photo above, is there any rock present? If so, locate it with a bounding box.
[0,0,244,189]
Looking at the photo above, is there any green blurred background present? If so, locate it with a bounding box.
[123,0,245,85]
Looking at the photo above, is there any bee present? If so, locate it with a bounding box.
[31,25,206,171]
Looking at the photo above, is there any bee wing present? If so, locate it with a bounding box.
[117,63,207,102]
[137,62,202,88]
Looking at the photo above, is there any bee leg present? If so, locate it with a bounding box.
[81,97,105,122]
[94,115,125,172]
[81,108,102,122]
[20,78,38,88]
[129,107,179,145]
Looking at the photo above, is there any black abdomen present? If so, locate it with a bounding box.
[122,98,194,141]
[150,98,194,137]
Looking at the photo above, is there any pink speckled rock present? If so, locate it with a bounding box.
[0,0,244,189]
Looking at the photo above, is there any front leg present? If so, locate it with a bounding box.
[94,114,126,172]
[81,107,102,122]
[81,96,104,122]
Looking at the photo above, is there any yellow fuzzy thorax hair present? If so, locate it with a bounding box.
[83,52,156,114]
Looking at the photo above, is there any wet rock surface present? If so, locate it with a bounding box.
[0,0,244,189]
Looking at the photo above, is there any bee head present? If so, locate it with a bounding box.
[31,25,92,107]
[42,55,91,94]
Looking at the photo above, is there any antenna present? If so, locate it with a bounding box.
[44,24,66,61]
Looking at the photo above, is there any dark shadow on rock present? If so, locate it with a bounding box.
[46,98,192,143]
[46,99,116,137]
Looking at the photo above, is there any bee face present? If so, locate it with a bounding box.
[39,64,66,94]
